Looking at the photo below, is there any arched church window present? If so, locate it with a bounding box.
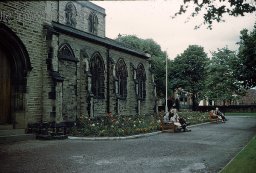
[137,63,146,100]
[90,53,105,98]
[65,2,77,27]
[58,43,76,61]
[88,12,98,34]
[116,59,128,98]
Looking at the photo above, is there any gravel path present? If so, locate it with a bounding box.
[0,116,256,173]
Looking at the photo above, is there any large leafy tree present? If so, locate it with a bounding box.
[204,48,245,105]
[116,35,168,96]
[235,24,256,88]
[173,0,256,29]
[170,45,208,110]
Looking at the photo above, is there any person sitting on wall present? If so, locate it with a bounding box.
[214,107,227,122]
[170,108,191,132]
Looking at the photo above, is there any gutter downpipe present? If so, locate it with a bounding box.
[107,47,110,113]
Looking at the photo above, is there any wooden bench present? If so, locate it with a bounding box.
[209,111,221,123]
[159,112,177,132]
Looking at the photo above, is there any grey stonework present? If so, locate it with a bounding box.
[0,1,156,129]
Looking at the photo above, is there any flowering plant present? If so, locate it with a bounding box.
[71,114,160,137]
[71,111,209,137]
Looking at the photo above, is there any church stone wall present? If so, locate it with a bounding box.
[109,50,155,116]
[58,1,105,37]
[0,1,48,126]
[0,1,155,129]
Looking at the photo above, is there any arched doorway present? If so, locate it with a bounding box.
[0,48,11,124]
[0,23,31,128]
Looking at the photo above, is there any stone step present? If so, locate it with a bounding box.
[0,129,36,144]
[0,134,35,144]
[0,129,25,136]
[0,124,13,130]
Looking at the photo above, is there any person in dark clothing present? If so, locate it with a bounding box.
[167,96,174,111]
[170,108,191,132]
[175,98,180,112]
[215,107,227,122]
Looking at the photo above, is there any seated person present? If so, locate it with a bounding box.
[163,110,172,124]
[214,107,227,122]
[170,108,191,132]
[210,110,219,119]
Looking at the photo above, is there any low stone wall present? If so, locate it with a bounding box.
[196,105,256,113]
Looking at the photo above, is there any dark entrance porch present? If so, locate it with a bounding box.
[0,48,11,125]
[0,23,32,129]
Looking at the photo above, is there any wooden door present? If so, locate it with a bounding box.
[0,48,11,124]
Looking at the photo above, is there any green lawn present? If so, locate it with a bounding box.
[221,136,256,173]
[225,112,256,116]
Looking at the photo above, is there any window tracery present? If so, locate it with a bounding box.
[65,2,77,27]
[116,59,128,98]
[90,53,105,98]
[88,12,98,34]
[58,43,76,61]
[137,63,146,100]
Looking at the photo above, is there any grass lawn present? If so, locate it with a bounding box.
[221,136,256,173]
[225,112,256,116]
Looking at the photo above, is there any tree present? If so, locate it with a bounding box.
[116,35,168,96]
[235,24,256,88]
[173,0,256,29]
[170,45,208,110]
[204,47,245,105]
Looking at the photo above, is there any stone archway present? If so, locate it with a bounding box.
[0,23,31,128]
[0,48,11,124]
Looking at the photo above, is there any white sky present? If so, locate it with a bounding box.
[93,0,256,59]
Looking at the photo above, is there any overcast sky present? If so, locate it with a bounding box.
[94,0,256,59]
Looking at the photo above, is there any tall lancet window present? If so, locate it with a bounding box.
[90,53,105,98]
[116,59,128,98]
[88,12,98,34]
[137,63,146,100]
[65,2,77,27]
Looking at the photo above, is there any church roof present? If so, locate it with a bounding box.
[44,22,150,59]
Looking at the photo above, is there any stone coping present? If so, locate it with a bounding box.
[68,131,162,141]
[68,122,212,141]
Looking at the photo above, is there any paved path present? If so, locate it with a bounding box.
[0,116,256,173]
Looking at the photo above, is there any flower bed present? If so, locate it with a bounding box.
[179,111,209,125]
[71,115,160,137]
[70,111,209,137]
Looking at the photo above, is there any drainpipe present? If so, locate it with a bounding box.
[57,0,60,23]
[106,48,110,113]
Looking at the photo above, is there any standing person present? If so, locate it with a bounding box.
[167,96,174,112]
[215,107,227,122]
[175,98,180,112]
[170,108,191,132]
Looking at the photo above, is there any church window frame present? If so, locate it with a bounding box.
[137,63,146,100]
[88,12,98,35]
[116,59,128,99]
[90,52,105,99]
[58,43,76,62]
[65,2,77,27]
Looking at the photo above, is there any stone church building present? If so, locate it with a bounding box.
[0,1,156,129]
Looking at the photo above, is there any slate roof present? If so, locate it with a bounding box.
[44,22,150,59]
